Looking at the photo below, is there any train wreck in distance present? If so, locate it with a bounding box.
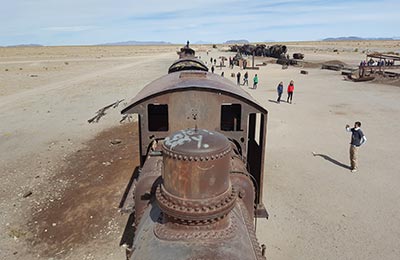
[118,44,268,259]
[230,44,288,58]
[229,43,304,66]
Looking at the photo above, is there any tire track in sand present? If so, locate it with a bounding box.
[0,52,171,109]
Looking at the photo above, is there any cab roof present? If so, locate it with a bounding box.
[121,70,268,115]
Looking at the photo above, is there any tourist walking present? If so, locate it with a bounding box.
[211,65,215,73]
[236,72,241,85]
[345,122,367,172]
[277,81,283,103]
[253,74,259,89]
[243,72,249,86]
[287,80,294,103]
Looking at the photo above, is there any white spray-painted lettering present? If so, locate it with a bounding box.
[164,129,210,150]
[203,129,214,135]
[191,135,203,149]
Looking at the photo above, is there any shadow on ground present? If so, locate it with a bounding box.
[312,152,351,170]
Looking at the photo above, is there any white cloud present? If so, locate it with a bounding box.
[1,0,400,45]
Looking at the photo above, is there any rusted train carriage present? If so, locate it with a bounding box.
[119,47,268,260]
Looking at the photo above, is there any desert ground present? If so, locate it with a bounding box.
[0,40,400,260]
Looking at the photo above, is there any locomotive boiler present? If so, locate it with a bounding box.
[119,46,269,259]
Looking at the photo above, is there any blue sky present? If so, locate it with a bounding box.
[1,0,399,46]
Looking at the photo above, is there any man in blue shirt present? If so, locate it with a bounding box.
[345,121,367,172]
[277,81,283,103]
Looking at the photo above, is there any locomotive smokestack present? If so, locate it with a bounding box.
[156,129,236,224]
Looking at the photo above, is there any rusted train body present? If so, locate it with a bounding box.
[119,47,268,260]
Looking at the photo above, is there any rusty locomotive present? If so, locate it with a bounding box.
[119,46,269,260]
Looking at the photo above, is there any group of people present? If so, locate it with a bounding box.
[361,59,395,67]
[234,70,294,98]
[209,55,367,173]
[276,80,295,104]
[236,71,258,89]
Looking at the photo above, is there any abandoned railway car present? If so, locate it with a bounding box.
[119,46,269,260]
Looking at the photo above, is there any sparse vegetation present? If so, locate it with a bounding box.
[8,228,27,239]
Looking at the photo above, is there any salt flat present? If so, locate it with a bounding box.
[0,41,399,259]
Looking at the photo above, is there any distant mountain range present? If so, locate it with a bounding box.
[100,40,172,46]
[4,44,43,47]
[3,37,399,47]
[224,40,249,44]
[322,36,397,41]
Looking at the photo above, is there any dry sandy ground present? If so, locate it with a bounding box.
[0,41,399,260]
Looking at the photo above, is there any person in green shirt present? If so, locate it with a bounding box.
[252,74,259,89]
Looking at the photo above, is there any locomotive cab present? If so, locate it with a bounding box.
[121,65,268,215]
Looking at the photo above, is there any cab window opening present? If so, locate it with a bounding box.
[221,104,242,131]
[148,104,168,131]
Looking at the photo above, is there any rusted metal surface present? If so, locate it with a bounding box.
[120,45,269,259]
[162,129,231,198]
[130,204,265,260]
[229,44,287,58]
[177,45,196,59]
[122,79,268,204]
[366,53,400,61]
[121,71,267,115]
[293,53,304,59]
[158,129,235,224]
[123,129,267,259]
[168,57,208,73]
